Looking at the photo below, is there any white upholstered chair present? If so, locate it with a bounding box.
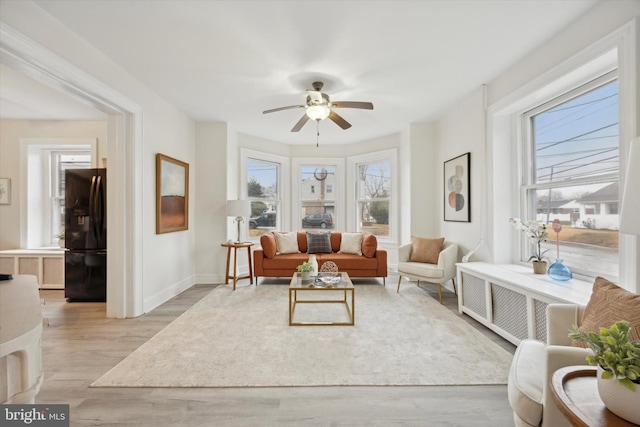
[508,304,591,427]
[396,241,458,303]
[0,275,44,404]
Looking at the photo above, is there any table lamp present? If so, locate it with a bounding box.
[226,199,251,243]
[620,136,640,236]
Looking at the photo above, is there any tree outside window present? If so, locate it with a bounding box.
[357,161,390,236]
[247,159,279,237]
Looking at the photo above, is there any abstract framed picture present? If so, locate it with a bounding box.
[156,154,189,234]
[444,152,470,222]
[0,178,10,205]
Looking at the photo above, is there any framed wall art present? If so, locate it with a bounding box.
[156,154,189,234]
[0,178,10,205]
[444,152,470,222]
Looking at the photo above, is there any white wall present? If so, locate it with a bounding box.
[435,1,640,292]
[0,120,107,249]
[194,122,229,284]
[1,1,198,315]
[407,123,437,240]
[436,89,486,261]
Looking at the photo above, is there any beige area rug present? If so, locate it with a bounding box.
[92,283,513,387]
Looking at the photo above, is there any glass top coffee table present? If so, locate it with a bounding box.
[288,272,355,326]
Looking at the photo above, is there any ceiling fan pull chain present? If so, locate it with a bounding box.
[316,120,320,147]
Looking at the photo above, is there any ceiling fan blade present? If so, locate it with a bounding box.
[263,105,304,114]
[291,114,310,132]
[328,110,352,130]
[331,101,374,110]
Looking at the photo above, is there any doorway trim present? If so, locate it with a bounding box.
[0,23,143,317]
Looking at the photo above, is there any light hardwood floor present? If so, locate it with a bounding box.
[37,274,516,427]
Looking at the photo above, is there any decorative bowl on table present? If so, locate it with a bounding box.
[316,272,341,287]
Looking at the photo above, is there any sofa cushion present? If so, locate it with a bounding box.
[297,232,308,253]
[362,234,377,258]
[306,232,332,254]
[339,232,363,256]
[330,233,341,253]
[262,253,310,270]
[274,231,300,254]
[318,253,378,271]
[507,339,545,426]
[573,276,640,348]
[409,237,444,263]
[260,233,277,258]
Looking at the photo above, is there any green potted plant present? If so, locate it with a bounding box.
[569,321,640,424]
[55,230,65,248]
[296,261,314,280]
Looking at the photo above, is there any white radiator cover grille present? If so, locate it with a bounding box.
[461,272,487,318]
[534,299,549,343]
[491,283,528,341]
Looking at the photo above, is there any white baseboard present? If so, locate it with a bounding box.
[143,275,194,313]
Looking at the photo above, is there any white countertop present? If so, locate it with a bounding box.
[0,248,65,255]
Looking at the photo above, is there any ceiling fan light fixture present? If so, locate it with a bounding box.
[306,105,330,121]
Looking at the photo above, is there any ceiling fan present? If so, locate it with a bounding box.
[263,81,374,132]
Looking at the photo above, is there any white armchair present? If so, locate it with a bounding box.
[396,241,458,303]
[508,304,592,427]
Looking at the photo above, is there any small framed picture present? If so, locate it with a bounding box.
[156,154,189,234]
[444,152,470,222]
[0,178,10,205]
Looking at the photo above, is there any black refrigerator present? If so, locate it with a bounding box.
[64,168,107,302]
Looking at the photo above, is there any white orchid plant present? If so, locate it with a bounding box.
[509,218,549,262]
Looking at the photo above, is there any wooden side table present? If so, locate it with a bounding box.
[221,242,254,290]
[551,365,637,427]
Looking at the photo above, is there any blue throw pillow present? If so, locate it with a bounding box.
[306,232,332,254]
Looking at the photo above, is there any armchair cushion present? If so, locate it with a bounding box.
[508,339,545,427]
[574,276,640,347]
[409,236,444,263]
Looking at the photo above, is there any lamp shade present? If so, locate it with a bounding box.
[619,136,640,235]
[226,199,250,218]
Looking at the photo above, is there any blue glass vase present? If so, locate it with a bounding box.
[547,259,572,281]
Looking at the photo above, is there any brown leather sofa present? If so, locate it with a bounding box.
[253,232,387,284]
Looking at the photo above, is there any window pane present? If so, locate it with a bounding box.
[525,76,619,279]
[52,152,91,244]
[247,160,277,200]
[247,159,278,238]
[359,201,389,236]
[532,81,618,184]
[300,166,336,230]
[357,160,390,236]
[357,162,390,200]
[530,182,618,278]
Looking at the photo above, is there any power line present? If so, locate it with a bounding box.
[536,123,618,152]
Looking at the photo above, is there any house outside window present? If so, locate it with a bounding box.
[522,72,619,278]
[247,159,279,237]
[300,166,336,230]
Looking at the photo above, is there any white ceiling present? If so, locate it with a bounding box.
[2,0,600,144]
